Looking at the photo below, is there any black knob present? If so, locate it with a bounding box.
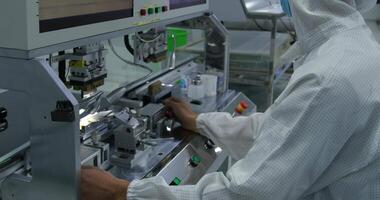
[0,107,7,119]
[204,139,215,150]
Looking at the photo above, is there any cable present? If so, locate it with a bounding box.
[106,39,154,102]
[108,39,153,75]
[58,51,66,83]
[279,18,297,38]
[135,33,162,43]
[124,35,134,55]
[65,66,70,78]
[253,19,268,31]
[79,91,104,118]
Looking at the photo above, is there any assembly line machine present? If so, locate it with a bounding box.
[0,1,255,199]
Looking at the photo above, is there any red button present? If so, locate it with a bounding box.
[140,9,147,16]
[235,101,249,114]
[240,101,249,109]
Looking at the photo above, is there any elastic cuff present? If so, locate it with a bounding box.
[126,180,143,200]
[196,113,209,136]
[127,177,169,200]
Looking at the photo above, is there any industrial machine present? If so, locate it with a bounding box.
[0,1,256,199]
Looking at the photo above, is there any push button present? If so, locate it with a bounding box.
[189,155,201,167]
[170,177,182,186]
[140,9,147,16]
[162,6,168,12]
[148,8,154,15]
[240,101,249,109]
[155,7,161,13]
[235,101,249,115]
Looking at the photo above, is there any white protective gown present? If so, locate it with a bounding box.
[128,0,380,199]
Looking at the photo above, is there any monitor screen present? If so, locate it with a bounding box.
[39,0,133,33]
[170,0,207,10]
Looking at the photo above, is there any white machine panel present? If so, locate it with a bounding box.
[0,0,208,50]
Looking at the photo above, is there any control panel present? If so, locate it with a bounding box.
[156,136,222,185]
[154,92,256,186]
[137,0,207,17]
[136,0,170,17]
[132,0,208,26]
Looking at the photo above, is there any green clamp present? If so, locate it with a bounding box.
[167,27,189,51]
[170,177,182,186]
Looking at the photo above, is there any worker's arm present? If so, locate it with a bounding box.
[196,112,264,160]
[81,166,129,200]
[128,73,361,200]
[164,98,265,160]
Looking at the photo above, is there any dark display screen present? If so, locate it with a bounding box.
[170,0,207,10]
[39,0,133,33]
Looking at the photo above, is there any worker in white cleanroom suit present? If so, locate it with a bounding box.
[81,0,380,199]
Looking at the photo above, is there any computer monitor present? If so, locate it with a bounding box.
[39,0,133,32]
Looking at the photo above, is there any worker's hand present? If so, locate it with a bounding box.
[164,97,198,132]
[81,166,129,200]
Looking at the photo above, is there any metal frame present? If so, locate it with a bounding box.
[268,17,278,104]
[207,14,231,92]
[229,0,285,105]
[0,58,80,200]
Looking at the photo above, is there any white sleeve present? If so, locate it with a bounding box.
[196,112,264,160]
[127,74,360,200]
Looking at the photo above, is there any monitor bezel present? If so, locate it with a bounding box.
[39,1,134,33]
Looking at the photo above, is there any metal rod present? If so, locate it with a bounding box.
[222,19,294,33]
[58,51,66,84]
[268,18,278,105]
